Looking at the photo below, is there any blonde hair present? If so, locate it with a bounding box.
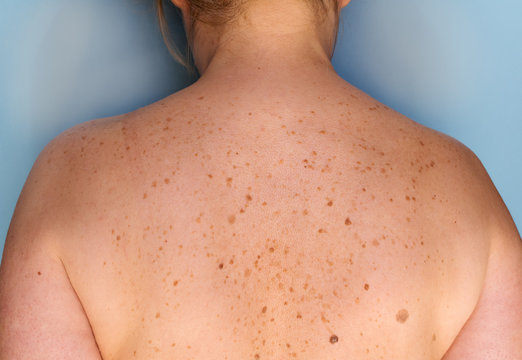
[155,0,339,75]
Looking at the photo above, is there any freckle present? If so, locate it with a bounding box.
[430,160,435,167]
[228,215,236,224]
[362,188,366,192]
[380,168,386,173]
[420,141,425,146]
[262,201,267,206]
[152,181,157,188]
[248,112,252,116]
[329,335,338,344]
[405,195,410,201]
[262,306,267,314]
[296,313,302,319]
[327,200,333,206]
[345,217,352,226]
[143,193,148,199]
[218,263,224,269]
[303,209,309,215]
[173,280,179,286]
[155,312,161,318]
[116,236,121,241]
[246,194,253,201]
[244,268,251,277]
[37,271,41,276]
[318,228,326,233]
[164,178,170,184]
[198,96,204,100]
[269,247,275,253]
[364,283,369,291]
[432,334,437,341]
[372,239,380,247]
[254,354,260,359]
[208,174,213,179]
[396,309,409,323]
[389,198,393,202]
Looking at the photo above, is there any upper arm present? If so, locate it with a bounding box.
[441,150,522,359]
[0,139,102,359]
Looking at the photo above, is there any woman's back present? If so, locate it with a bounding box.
[2,0,521,359]
[48,78,490,359]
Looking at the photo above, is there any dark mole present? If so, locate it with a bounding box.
[329,335,339,344]
[246,194,253,201]
[345,217,352,226]
[364,283,369,291]
[37,271,41,276]
[218,263,224,269]
[327,200,333,206]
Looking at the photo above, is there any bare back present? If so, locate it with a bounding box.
[11,80,495,359]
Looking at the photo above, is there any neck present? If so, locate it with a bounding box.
[187,0,340,83]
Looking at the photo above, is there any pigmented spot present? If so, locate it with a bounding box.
[327,200,333,207]
[198,96,204,100]
[208,174,213,179]
[244,268,252,277]
[218,263,224,269]
[396,309,409,323]
[143,193,148,199]
[405,195,411,201]
[228,215,236,224]
[318,228,326,234]
[303,209,309,215]
[262,306,267,314]
[226,177,233,187]
[152,181,157,188]
[37,271,41,276]
[155,312,161,319]
[246,194,253,201]
[173,280,179,286]
[432,334,437,342]
[364,283,370,291]
[329,335,339,344]
[345,217,352,226]
[420,141,425,146]
[164,178,170,184]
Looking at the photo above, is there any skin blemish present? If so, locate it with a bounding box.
[37,271,41,276]
[364,283,370,291]
[327,200,333,206]
[318,228,326,233]
[303,209,309,215]
[226,177,233,187]
[155,312,161,319]
[396,309,409,323]
[143,193,148,199]
[228,215,236,224]
[173,280,179,286]
[152,181,157,188]
[164,178,170,184]
[262,306,267,314]
[405,195,411,201]
[218,263,224,269]
[345,217,352,226]
[420,141,425,146]
[246,194,253,201]
[329,335,339,344]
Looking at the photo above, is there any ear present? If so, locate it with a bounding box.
[171,0,189,11]
[338,0,351,9]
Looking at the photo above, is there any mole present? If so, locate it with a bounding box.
[329,335,339,344]
[345,217,352,226]
[396,309,409,323]
[37,271,41,276]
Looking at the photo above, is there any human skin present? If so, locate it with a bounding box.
[1,0,521,359]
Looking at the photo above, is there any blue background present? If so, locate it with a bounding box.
[1,0,521,260]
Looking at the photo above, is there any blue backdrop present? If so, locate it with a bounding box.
[1,0,521,259]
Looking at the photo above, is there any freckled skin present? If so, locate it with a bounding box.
[41,60,493,360]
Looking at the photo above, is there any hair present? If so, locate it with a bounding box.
[155,0,340,75]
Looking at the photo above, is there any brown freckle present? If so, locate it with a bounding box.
[364,283,369,291]
[152,181,157,188]
[329,335,339,344]
[244,268,251,277]
[262,306,267,314]
[116,236,121,241]
[430,160,435,167]
[303,209,309,215]
[198,96,204,100]
[262,201,267,206]
[173,280,178,286]
[327,200,333,206]
[396,309,409,323]
[155,312,160,318]
[432,334,437,341]
[420,141,425,146]
[345,217,352,226]
[269,247,275,253]
[37,271,41,276]
[143,193,147,199]
[164,178,170,184]
[207,174,213,179]
[405,195,411,201]
[228,215,236,224]
[218,263,224,269]
[254,354,260,360]
[318,228,326,233]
